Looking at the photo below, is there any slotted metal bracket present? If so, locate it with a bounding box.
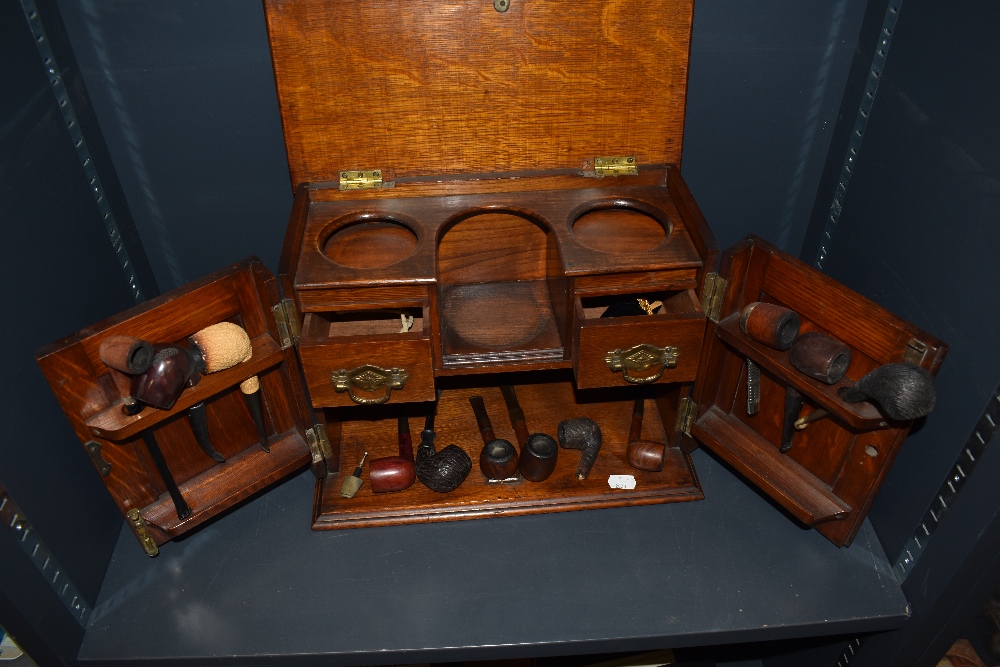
[676,397,697,436]
[894,382,1000,581]
[0,489,91,625]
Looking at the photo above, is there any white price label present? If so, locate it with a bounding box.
[608,474,636,490]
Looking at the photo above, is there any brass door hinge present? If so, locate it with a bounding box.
[306,424,333,464]
[675,397,697,436]
[272,298,300,349]
[594,156,638,177]
[701,272,727,323]
[126,508,159,557]
[338,169,384,190]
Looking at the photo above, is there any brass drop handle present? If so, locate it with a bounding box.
[332,365,409,405]
[605,343,679,385]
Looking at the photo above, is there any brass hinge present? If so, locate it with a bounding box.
[306,424,333,464]
[594,156,638,177]
[675,397,697,436]
[338,169,384,190]
[903,338,928,365]
[272,298,300,349]
[701,272,727,323]
[126,508,159,557]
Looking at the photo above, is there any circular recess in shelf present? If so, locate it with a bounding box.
[570,200,671,253]
[322,218,418,269]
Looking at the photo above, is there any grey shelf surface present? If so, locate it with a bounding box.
[79,449,909,666]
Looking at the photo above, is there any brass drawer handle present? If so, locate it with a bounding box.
[332,365,409,405]
[605,344,679,384]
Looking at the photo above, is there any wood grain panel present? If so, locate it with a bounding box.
[264,0,693,186]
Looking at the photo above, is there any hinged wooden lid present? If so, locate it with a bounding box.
[263,0,694,188]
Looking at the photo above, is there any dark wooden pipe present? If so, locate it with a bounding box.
[788,332,852,385]
[780,387,804,453]
[625,399,665,472]
[99,335,154,375]
[840,362,937,421]
[499,385,557,482]
[740,302,800,350]
[469,395,518,480]
[557,417,602,480]
[130,344,201,410]
[415,399,472,493]
[369,416,416,493]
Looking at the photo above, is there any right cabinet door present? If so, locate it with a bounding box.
[690,236,947,547]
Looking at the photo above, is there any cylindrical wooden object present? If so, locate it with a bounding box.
[500,385,557,482]
[625,399,665,472]
[740,302,801,350]
[99,335,155,375]
[470,395,519,480]
[788,332,852,385]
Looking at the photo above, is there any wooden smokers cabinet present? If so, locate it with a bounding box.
[36,0,946,554]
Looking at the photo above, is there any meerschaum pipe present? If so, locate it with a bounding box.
[189,322,269,452]
[557,417,602,480]
[499,385,557,482]
[740,303,800,350]
[840,362,937,421]
[788,332,852,385]
[369,416,416,493]
[625,399,666,472]
[416,398,472,493]
[469,395,518,480]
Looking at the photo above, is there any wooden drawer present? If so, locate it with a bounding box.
[573,289,706,389]
[298,307,435,407]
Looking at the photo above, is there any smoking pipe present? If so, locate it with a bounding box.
[499,385,557,482]
[796,362,937,430]
[469,395,519,480]
[415,398,472,493]
[625,399,666,472]
[557,417,602,480]
[141,429,191,520]
[840,362,937,421]
[189,322,270,452]
[130,344,202,410]
[369,416,416,493]
[788,332,852,385]
[99,335,154,375]
[740,302,800,350]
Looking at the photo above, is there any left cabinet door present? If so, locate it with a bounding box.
[37,258,315,554]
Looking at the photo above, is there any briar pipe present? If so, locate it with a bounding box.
[788,332,852,385]
[625,399,666,472]
[189,322,270,452]
[499,385,557,482]
[796,362,938,429]
[469,395,518,480]
[740,302,800,350]
[841,362,937,421]
[369,416,416,493]
[130,344,201,410]
[415,396,472,493]
[558,417,603,480]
